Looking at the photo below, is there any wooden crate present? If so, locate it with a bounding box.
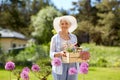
[62,52,87,63]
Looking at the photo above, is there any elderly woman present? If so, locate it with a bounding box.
[50,15,79,80]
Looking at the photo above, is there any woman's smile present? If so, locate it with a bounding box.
[60,19,70,30]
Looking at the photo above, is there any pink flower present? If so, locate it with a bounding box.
[51,58,62,66]
[80,67,88,74]
[20,71,29,80]
[80,62,89,74]
[68,67,78,75]
[5,61,15,71]
[31,64,40,72]
[22,67,30,73]
[80,62,89,68]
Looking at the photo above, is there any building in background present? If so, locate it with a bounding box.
[0,28,28,53]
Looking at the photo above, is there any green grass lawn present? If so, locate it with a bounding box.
[0,67,120,80]
[1,43,120,80]
[78,67,120,80]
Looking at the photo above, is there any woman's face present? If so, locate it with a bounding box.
[59,19,71,32]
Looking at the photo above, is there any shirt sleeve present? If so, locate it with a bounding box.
[71,34,78,44]
[49,36,56,59]
[74,34,77,43]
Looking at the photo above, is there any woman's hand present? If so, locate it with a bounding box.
[54,51,66,57]
[61,51,67,57]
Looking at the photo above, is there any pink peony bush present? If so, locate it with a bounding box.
[5,61,15,80]
[31,64,40,72]
[20,71,29,80]
[80,62,89,80]
[5,61,50,80]
[51,57,62,66]
[68,67,78,75]
[5,61,15,71]
[22,67,30,73]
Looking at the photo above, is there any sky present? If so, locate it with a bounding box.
[51,0,79,10]
[51,0,97,10]
[51,0,97,14]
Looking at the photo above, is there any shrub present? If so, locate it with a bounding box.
[96,57,108,67]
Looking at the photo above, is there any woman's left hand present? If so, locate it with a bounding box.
[61,51,67,57]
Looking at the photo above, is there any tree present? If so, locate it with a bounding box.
[71,0,95,44]
[31,6,62,44]
[96,0,120,46]
[0,0,53,37]
[72,0,120,46]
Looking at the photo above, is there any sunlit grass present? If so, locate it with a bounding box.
[1,67,120,80]
[78,67,120,80]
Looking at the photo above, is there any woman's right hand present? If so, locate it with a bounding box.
[54,51,66,57]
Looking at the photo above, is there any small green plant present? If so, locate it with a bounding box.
[96,57,108,67]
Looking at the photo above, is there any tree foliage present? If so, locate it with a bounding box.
[96,0,120,46]
[72,0,120,46]
[0,0,53,37]
[31,6,62,44]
